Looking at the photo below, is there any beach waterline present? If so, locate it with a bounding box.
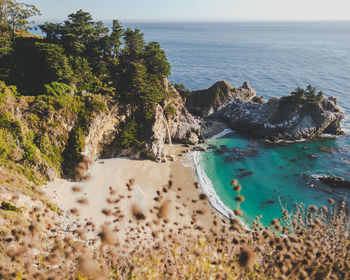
[194,130,350,227]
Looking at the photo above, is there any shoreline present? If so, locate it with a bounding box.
[191,127,249,228]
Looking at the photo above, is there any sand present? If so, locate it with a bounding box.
[44,144,216,244]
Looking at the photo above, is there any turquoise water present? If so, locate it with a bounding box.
[200,132,350,226]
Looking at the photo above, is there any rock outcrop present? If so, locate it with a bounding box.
[319,176,350,190]
[216,95,345,141]
[104,80,201,161]
[186,81,256,118]
[185,80,345,141]
[143,81,201,160]
[82,104,120,160]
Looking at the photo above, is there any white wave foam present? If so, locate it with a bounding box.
[208,128,234,140]
[192,151,250,232]
[320,133,347,139]
[265,138,307,144]
[310,174,328,179]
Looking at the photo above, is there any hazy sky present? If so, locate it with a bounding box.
[23,0,350,22]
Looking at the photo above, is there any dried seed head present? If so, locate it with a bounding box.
[234,209,243,217]
[70,208,79,216]
[131,205,146,221]
[77,198,88,205]
[72,186,82,192]
[328,198,335,204]
[157,200,170,219]
[235,195,245,202]
[308,205,318,212]
[238,247,256,270]
[98,225,117,245]
[231,179,238,186]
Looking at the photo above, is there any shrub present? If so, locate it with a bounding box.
[164,104,176,118]
[117,118,140,148]
[44,82,74,97]
[282,85,324,104]
[1,201,21,213]
[173,82,191,98]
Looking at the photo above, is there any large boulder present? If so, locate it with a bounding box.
[186,81,256,118]
[216,94,345,141]
[319,176,350,190]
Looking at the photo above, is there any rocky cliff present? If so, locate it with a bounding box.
[0,80,201,182]
[186,81,257,117]
[188,80,345,141]
[215,95,345,141]
[106,80,201,161]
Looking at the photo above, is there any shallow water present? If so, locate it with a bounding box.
[200,132,350,225]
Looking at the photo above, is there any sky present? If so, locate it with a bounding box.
[23,0,350,22]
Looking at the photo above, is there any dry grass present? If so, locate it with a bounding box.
[0,169,349,280]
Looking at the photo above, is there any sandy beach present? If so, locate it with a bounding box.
[44,144,217,245]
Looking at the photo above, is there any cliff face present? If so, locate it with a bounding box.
[82,80,201,162]
[0,79,203,182]
[0,81,125,183]
[183,80,345,142]
[135,80,201,161]
[82,105,120,160]
[186,81,256,117]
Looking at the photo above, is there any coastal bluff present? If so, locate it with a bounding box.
[187,81,345,142]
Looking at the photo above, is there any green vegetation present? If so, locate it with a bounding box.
[117,118,141,148]
[164,104,177,118]
[173,82,191,98]
[271,85,326,124]
[0,81,109,183]
[0,3,349,279]
[1,201,21,212]
[0,0,40,49]
[282,85,324,104]
[0,6,174,169]
[0,8,171,116]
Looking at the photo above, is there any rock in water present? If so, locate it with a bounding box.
[319,176,350,190]
[216,93,345,141]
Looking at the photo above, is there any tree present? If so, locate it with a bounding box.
[39,22,62,42]
[290,87,306,100]
[6,0,40,42]
[287,85,325,104]
[35,42,73,83]
[0,0,40,57]
[108,20,123,58]
[122,28,145,61]
[144,42,171,77]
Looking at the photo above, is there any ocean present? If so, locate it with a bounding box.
[123,21,350,226]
